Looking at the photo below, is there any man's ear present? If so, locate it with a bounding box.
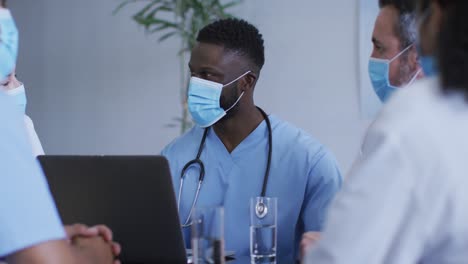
[242,72,258,92]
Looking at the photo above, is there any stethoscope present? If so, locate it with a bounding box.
[178,107,273,227]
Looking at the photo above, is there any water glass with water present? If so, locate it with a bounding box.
[191,207,225,264]
[250,197,277,264]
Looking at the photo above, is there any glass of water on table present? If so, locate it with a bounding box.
[250,197,277,264]
[191,207,225,264]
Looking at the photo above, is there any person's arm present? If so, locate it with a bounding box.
[6,237,114,264]
[0,97,118,264]
[298,149,342,258]
[301,149,343,231]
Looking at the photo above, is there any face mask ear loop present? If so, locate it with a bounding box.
[222,71,250,113]
[225,91,245,112]
[223,71,251,88]
[389,43,415,63]
[223,71,251,113]
[407,69,422,87]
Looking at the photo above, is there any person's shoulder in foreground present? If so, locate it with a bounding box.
[305,77,468,263]
[0,93,119,263]
[0,92,65,257]
[360,77,439,154]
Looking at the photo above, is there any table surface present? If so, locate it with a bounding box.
[227,256,299,264]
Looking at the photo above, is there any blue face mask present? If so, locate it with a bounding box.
[0,9,19,81]
[4,84,27,113]
[188,71,250,128]
[368,45,420,102]
[419,56,437,77]
[416,8,438,78]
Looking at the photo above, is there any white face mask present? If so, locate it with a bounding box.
[4,84,27,113]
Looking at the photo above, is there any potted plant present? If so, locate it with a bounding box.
[114,0,242,133]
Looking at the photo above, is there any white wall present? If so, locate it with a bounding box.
[9,0,371,174]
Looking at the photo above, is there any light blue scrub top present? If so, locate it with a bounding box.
[162,115,343,260]
[0,92,65,257]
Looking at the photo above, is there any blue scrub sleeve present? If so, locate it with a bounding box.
[301,149,343,231]
[0,94,65,257]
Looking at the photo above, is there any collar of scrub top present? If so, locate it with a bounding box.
[178,106,273,227]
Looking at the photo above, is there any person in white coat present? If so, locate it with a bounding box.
[1,70,44,156]
[367,0,424,103]
[303,0,468,263]
[300,0,426,257]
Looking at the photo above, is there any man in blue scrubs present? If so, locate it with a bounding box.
[162,18,343,260]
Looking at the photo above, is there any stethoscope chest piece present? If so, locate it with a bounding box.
[255,200,268,219]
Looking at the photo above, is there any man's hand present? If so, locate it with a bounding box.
[71,236,115,264]
[65,224,121,264]
[1,0,6,8]
[300,232,321,261]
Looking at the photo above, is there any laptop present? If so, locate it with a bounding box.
[38,155,187,264]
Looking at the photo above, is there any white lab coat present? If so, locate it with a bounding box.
[24,115,44,156]
[306,77,468,263]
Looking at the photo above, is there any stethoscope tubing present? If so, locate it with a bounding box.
[178,107,272,226]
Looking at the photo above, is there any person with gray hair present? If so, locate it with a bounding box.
[368,0,424,102]
[301,0,468,262]
[299,0,426,259]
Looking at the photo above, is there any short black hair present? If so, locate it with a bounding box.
[196,18,265,72]
[437,0,468,98]
[417,0,452,12]
[379,0,417,49]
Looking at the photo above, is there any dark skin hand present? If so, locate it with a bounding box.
[188,42,263,153]
[1,0,6,8]
[65,224,121,264]
[6,237,114,264]
[71,236,115,264]
[5,224,120,264]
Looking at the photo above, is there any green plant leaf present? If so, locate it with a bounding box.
[158,31,178,42]
[178,47,191,56]
[149,24,170,33]
[133,15,179,30]
[145,4,174,19]
[134,0,162,18]
[113,0,153,15]
[113,0,133,15]
[222,0,241,10]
